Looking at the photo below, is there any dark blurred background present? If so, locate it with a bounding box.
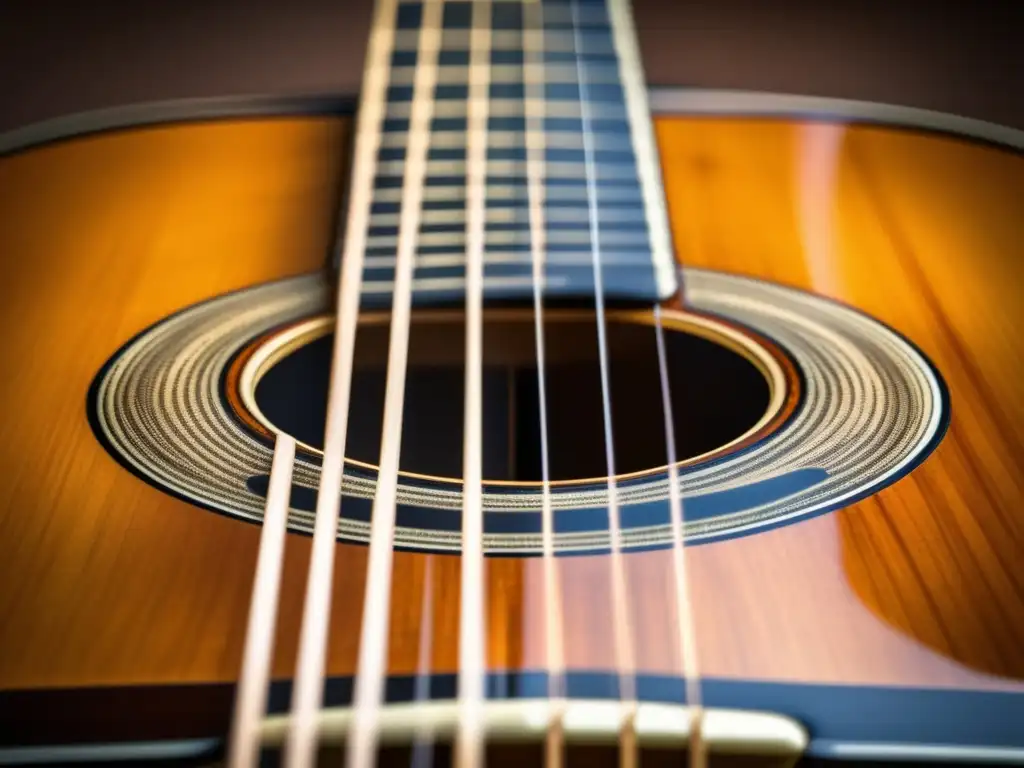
[0,0,1020,134]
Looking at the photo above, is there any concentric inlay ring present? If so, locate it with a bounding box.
[90,269,948,554]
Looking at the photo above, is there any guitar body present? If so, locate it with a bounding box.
[1,110,1022,761]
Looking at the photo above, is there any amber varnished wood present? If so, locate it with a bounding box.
[656,118,1024,685]
[0,116,1021,696]
[0,119,350,688]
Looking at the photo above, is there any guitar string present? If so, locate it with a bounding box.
[346,0,444,765]
[606,0,707,758]
[283,0,398,764]
[523,1,567,766]
[455,1,491,766]
[251,3,685,766]
[569,2,640,767]
[410,556,436,768]
[227,434,296,768]
[653,305,707,768]
[605,0,710,760]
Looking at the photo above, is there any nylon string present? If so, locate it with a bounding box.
[569,1,639,766]
[608,0,708,760]
[523,1,567,765]
[346,0,444,765]
[230,1,696,766]
[654,305,707,768]
[282,0,398,763]
[410,556,436,768]
[523,0,567,764]
[228,435,296,768]
[455,1,491,766]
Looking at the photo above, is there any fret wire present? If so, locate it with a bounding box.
[376,160,640,179]
[380,130,634,150]
[389,62,623,85]
[357,265,664,284]
[368,205,645,226]
[358,274,568,295]
[363,0,672,305]
[361,253,655,270]
[386,100,629,120]
[375,158,640,178]
[365,229,650,249]
[371,185,643,203]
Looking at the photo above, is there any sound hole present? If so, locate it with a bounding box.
[253,313,771,483]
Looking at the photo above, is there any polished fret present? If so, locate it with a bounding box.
[342,0,678,305]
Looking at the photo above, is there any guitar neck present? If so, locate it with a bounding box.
[336,0,679,306]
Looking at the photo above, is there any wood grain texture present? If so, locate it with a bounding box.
[657,118,1024,685]
[0,117,1021,696]
[0,118,348,688]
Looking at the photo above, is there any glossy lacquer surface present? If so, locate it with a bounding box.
[0,116,1021,711]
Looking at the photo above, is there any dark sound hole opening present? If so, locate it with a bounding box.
[252,313,771,483]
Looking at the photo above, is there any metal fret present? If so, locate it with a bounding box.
[340,0,678,305]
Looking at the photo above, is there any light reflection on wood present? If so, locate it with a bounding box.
[0,116,1020,694]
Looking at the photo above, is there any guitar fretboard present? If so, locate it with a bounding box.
[339,0,678,305]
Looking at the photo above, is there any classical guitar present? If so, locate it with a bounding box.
[1,0,1022,765]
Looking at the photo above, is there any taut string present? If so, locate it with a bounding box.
[228,434,296,768]
[607,0,706,759]
[569,1,639,766]
[523,1,566,766]
[410,556,436,768]
[283,0,398,765]
[455,1,491,766]
[654,305,707,768]
[346,0,445,765]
